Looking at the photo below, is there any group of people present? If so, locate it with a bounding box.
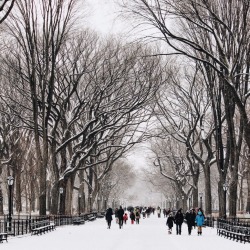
[166,208,205,235]
[106,205,205,236]
[105,206,143,229]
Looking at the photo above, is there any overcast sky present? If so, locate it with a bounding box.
[86,0,127,35]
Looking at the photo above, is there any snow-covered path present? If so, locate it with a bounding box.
[3,213,249,250]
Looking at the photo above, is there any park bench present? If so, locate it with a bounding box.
[72,217,85,225]
[31,219,55,235]
[0,233,7,243]
[96,212,105,218]
[86,214,96,221]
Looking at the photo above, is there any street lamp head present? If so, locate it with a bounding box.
[182,196,184,199]
[59,187,63,194]
[78,194,82,198]
[199,192,203,197]
[90,194,92,198]
[7,176,14,186]
[223,182,229,191]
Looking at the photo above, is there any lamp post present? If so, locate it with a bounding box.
[223,182,229,219]
[182,195,184,209]
[104,198,107,211]
[176,197,179,209]
[59,187,64,215]
[78,194,82,216]
[89,194,92,213]
[7,176,14,232]
[112,198,115,209]
[98,197,101,212]
[199,192,203,209]
[188,195,191,209]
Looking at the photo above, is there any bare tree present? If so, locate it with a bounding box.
[123,0,250,217]
[1,0,81,215]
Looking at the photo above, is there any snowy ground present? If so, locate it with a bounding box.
[3,213,249,250]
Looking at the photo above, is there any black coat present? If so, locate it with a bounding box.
[186,212,196,226]
[175,211,184,225]
[130,212,135,220]
[105,208,113,222]
[166,216,174,228]
[117,208,125,219]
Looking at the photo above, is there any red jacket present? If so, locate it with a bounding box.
[123,214,128,220]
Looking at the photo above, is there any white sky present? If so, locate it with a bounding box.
[86,0,128,35]
[3,213,250,250]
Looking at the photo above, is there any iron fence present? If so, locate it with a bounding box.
[0,212,101,236]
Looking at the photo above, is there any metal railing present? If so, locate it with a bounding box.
[0,212,104,236]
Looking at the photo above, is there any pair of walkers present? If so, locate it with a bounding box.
[166,209,184,234]
[105,206,125,229]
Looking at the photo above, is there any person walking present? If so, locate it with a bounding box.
[157,206,161,218]
[174,209,184,235]
[105,208,113,229]
[185,209,195,235]
[166,212,174,234]
[130,210,135,224]
[135,209,141,224]
[196,208,205,235]
[163,208,167,218]
[114,208,119,224]
[117,206,125,229]
[123,213,128,224]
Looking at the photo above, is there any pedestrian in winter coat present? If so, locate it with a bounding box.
[135,209,141,224]
[157,206,161,218]
[117,206,125,229]
[174,209,184,235]
[123,213,128,224]
[166,213,175,234]
[185,209,195,235]
[195,208,205,235]
[105,208,113,229]
[130,211,135,224]
[115,208,119,223]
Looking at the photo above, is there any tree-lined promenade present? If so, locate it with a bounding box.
[0,0,249,220]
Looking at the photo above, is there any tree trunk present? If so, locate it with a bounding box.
[246,165,250,213]
[218,180,225,218]
[204,166,212,216]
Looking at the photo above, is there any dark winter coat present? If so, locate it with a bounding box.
[105,208,113,222]
[130,211,135,220]
[117,207,125,219]
[174,211,184,225]
[166,216,175,228]
[185,211,196,226]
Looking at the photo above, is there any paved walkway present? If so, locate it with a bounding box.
[3,213,250,250]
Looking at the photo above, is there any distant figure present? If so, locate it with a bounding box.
[196,208,205,236]
[166,213,174,234]
[105,208,113,229]
[163,208,167,218]
[174,209,184,235]
[135,209,141,224]
[130,211,135,224]
[117,206,125,229]
[157,206,161,218]
[142,207,146,218]
[123,213,128,224]
[115,208,119,223]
